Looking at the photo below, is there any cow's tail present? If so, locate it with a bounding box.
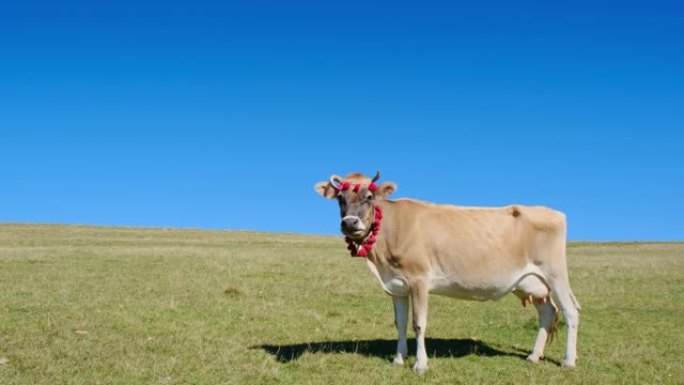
[548,304,561,343]
[570,291,582,311]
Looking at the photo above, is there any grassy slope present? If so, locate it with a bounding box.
[0,224,682,385]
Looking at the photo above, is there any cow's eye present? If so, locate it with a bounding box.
[366,192,374,201]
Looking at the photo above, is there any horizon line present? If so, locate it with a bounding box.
[1,222,682,243]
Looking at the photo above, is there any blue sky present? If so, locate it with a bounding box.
[1,1,682,240]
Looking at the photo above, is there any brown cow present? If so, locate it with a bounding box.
[315,172,580,373]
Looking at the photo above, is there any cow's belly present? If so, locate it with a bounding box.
[428,278,511,300]
[365,260,410,297]
[366,259,547,301]
[428,265,544,301]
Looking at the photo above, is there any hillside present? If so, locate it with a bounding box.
[0,224,682,384]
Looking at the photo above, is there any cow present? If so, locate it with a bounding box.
[314,171,580,373]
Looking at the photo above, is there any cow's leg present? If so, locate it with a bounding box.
[550,280,580,369]
[527,297,557,363]
[410,281,429,374]
[392,296,409,365]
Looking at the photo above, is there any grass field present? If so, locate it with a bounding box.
[0,224,682,384]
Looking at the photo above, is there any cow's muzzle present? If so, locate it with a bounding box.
[341,215,366,238]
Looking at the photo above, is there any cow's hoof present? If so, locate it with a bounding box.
[526,354,541,363]
[561,359,576,370]
[412,363,428,375]
[391,356,405,366]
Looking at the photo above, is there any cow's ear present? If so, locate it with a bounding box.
[375,182,397,198]
[314,182,338,199]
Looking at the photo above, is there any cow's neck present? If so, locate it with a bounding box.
[368,200,393,261]
[366,200,391,261]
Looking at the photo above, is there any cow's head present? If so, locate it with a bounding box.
[315,172,397,241]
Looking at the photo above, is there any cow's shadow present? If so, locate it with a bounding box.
[254,338,532,364]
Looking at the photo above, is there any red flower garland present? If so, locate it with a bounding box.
[339,181,377,193]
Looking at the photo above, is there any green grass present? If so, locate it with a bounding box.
[0,224,682,384]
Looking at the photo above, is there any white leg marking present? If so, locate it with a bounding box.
[527,298,557,363]
[410,282,429,374]
[392,296,409,366]
[550,281,580,368]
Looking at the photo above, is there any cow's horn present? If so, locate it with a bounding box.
[329,175,343,189]
[371,171,380,184]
